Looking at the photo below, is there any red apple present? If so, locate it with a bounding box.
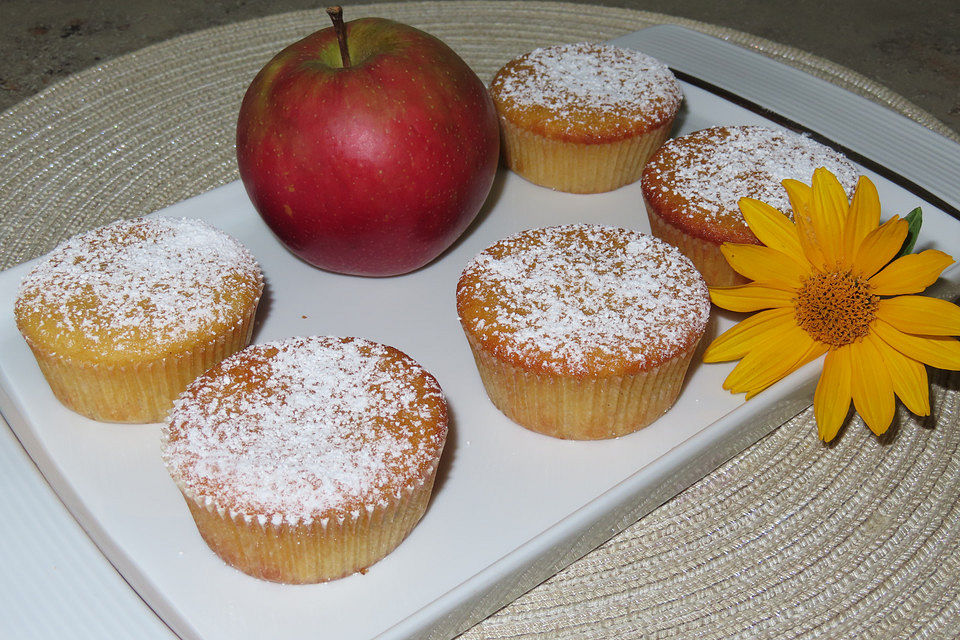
[236,8,500,276]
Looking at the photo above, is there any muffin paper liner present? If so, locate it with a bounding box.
[22,305,259,423]
[644,204,749,287]
[179,462,439,584]
[465,333,698,440]
[500,118,673,194]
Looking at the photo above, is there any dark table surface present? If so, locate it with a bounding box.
[1,0,958,135]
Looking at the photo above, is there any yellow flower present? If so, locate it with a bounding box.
[703,167,960,441]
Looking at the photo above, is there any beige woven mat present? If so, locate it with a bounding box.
[1,2,958,638]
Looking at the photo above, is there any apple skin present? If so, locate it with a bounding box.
[236,17,500,276]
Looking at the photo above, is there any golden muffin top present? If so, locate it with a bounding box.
[15,217,262,363]
[489,42,682,143]
[641,125,859,244]
[162,336,448,525]
[457,224,710,377]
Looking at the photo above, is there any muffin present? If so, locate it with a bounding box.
[641,125,859,286]
[489,42,683,193]
[14,217,263,423]
[161,336,448,583]
[456,224,710,440]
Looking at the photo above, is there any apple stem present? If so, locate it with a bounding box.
[326,6,351,68]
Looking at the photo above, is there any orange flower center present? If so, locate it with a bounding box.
[794,270,878,347]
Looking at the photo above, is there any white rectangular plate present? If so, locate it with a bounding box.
[1,24,959,640]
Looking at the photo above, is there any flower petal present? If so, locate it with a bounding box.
[703,308,795,363]
[720,243,807,289]
[709,284,795,313]
[744,339,828,400]
[814,346,853,441]
[783,178,826,270]
[853,216,907,279]
[738,197,807,265]
[873,333,930,416]
[844,175,881,258]
[723,323,824,396]
[877,295,960,335]
[868,249,955,295]
[811,167,849,263]
[783,178,813,213]
[872,318,960,370]
[849,336,896,435]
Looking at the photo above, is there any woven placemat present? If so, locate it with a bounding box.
[1,2,957,638]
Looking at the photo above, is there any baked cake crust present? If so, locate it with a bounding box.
[490,42,683,143]
[641,125,859,285]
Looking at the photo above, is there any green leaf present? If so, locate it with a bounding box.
[895,207,923,258]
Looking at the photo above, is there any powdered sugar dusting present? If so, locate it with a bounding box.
[162,336,447,525]
[642,126,859,227]
[457,225,710,375]
[15,217,261,352]
[491,43,682,135]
